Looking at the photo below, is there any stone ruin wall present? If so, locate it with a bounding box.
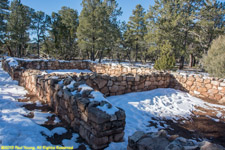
[171,73,225,102]
[19,69,125,149]
[1,57,225,148]
[2,57,225,103]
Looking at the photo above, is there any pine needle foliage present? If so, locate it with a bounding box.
[202,35,225,78]
[154,41,175,70]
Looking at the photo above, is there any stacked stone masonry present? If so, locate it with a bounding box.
[2,57,225,103]
[127,130,225,150]
[2,58,126,149]
[2,57,225,149]
[18,70,125,149]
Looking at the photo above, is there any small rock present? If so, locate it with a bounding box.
[199,141,225,150]
[128,131,145,144]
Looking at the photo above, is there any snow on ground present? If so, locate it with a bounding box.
[85,59,154,69]
[1,59,224,149]
[4,56,71,63]
[5,57,19,68]
[50,127,67,136]
[32,111,53,125]
[44,69,92,74]
[0,62,88,148]
[0,62,52,146]
[175,70,210,77]
[106,88,225,150]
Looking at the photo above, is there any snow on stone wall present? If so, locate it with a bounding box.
[18,70,125,149]
[2,57,225,103]
[2,57,225,149]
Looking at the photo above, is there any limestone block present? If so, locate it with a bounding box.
[220,82,225,87]
[89,134,109,149]
[127,76,135,82]
[77,98,90,112]
[208,89,219,94]
[63,89,72,101]
[114,132,125,142]
[87,106,111,124]
[188,76,196,82]
[135,75,140,82]
[186,81,193,86]
[214,94,222,101]
[198,87,207,93]
[94,78,107,89]
[205,84,212,89]
[110,85,119,93]
[211,81,220,86]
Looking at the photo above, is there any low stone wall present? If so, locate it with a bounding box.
[2,57,225,148]
[84,72,171,96]
[2,57,225,103]
[1,59,22,80]
[2,57,154,76]
[89,63,154,76]
[171,73,225,103]
[19,70,125,149]
[11,58,89,70]
[127,130,224,150]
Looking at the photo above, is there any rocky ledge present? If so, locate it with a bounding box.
[128,130,225,150]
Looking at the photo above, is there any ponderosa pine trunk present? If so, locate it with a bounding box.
[179,56,184,69]
[189,53,193,68]
[135,43,138,62]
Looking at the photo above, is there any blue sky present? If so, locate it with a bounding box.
[20,0,154,22]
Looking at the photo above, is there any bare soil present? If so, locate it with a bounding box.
[19,94,88,149]
[164,100,225,147]
[20,93,225,148]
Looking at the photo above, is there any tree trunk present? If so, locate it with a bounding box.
[91,37,95,61]
[85,49,89,60]
[7,46,14,57]
[98,50,103,63]
[189,54,193,68]
[135,43,138,62]
[18,44,22,58]
[37,39,40,58]
[193,56,196,67]
[179,56,184,69]
[117,52,121,63]
[126,49,131,63]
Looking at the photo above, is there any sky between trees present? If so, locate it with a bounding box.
[0,0,225,77]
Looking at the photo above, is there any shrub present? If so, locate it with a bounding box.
[154,41,175,70]
[202,35,225,78]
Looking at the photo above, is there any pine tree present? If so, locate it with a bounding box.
[77,0,121,62]
[194,0,225,55]
[125,4,147,62]
[145,0,203,68]
[48,7,79,59]
[154,40,175,70]
[202,35,225,78]
[31,11,51,58]
[0,0,9,46]
[6,0,32,57]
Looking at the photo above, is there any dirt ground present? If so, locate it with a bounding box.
[164,99,225,147]
[20,94,225,148]
[19,94,88,150]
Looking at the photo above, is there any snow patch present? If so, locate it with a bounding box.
[90,91,108,102]
[50,127,67,136]
[97,104,118,115]
[106,88,225,149]
[0,62,52,146]
[32,111,52,125]
[45,69,92,74]
[78,84,93,94]
[66,80,76,89]
[6,57,19,67]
